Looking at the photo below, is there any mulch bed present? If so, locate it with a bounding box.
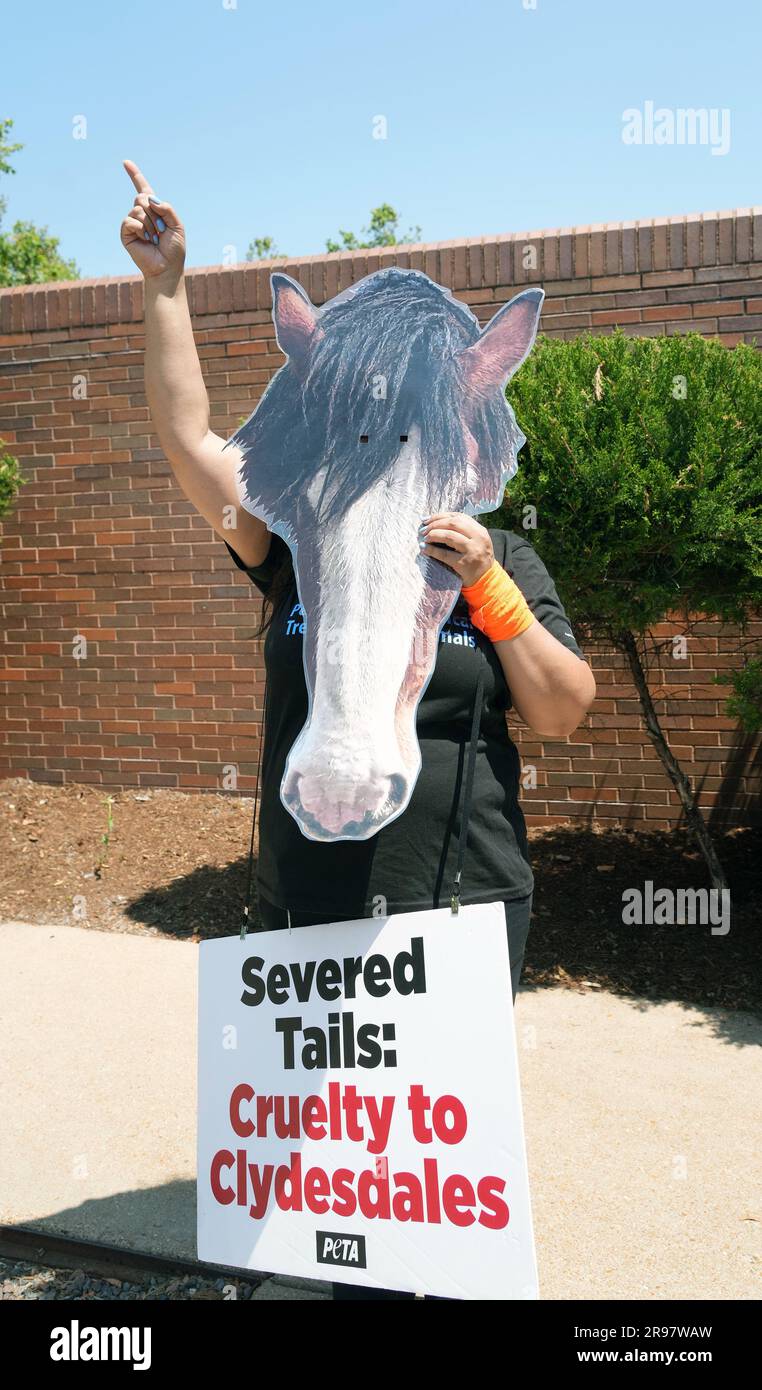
[0,776,758,1013]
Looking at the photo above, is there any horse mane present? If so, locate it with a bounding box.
[228,267,524,527]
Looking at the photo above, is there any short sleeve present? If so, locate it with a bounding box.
[504,532,586,660]
[223,531,293,597]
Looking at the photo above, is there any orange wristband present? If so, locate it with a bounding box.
[461,560,535,642]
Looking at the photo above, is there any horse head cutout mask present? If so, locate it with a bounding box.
[225,267,544,842]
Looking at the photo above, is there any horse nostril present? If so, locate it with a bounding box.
[360,434,369,443]
[292,770,409,836]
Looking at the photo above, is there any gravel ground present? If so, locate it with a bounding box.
[0,1256,261,1301]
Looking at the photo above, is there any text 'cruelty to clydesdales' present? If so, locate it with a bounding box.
[210,1099,511,1230]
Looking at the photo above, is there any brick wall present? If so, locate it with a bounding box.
[1,208,760,827]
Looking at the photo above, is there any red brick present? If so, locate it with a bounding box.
[642,303,692,321]
[589,228,607,278]
[591,274,640,294]
[693,299,743,317]
[574,228,591,279]
[668,216,685,269]
[591,308,642,325]
[718,213,734,265]
[642,270,694,288]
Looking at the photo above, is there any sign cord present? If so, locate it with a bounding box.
[240,667,269,940]
[450,662,486,916]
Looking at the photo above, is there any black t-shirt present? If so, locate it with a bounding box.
[226,528,585,917]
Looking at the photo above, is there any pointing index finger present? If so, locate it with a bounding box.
[123,159,153,197]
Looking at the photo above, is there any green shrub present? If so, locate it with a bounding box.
[0,440,22,530]
[496,330,762,889]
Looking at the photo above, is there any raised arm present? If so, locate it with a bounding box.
[120,159,270,568]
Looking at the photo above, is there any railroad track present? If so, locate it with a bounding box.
[0,1223,266,1287]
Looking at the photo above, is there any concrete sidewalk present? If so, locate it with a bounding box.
[1,921,759,1300]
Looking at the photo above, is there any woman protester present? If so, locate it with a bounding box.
[120,159,596,1301]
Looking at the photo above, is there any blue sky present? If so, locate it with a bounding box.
[2,0,759,279]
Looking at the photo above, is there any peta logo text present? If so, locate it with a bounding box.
[316,1230,367,1268]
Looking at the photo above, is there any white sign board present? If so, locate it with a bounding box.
[197,903,538,1299]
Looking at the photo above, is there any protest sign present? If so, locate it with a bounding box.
[197,902,538,1299]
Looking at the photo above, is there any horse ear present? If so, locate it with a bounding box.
[271,273,321,377]
[458,288,544,398]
